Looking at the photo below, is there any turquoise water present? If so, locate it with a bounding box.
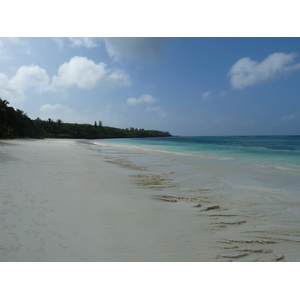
[96,135,300,165]
[89,136,300,260]
[93,136,300,218]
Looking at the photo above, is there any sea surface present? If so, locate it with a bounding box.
[84,135,300,261]
[92,135,300,216]
[97,135,300,165]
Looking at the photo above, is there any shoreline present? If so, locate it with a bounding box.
[1,138,300,261]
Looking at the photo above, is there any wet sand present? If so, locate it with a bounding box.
[1,138,299,261]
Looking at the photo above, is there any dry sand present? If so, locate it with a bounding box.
[0,138,299,262]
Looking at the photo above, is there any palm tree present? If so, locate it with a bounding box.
[0,98,9,129]
[0,98,10,108]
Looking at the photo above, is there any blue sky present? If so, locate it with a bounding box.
[1,37,300,136]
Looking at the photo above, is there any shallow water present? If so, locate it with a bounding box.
[91,136,300,218]
[84,136,300,261]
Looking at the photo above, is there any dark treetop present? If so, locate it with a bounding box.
[0,97,171,139]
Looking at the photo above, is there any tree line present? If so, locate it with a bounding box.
[0,98,172,139]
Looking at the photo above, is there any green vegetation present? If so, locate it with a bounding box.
[0,97,172,139]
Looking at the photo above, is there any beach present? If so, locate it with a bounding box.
[1,138,300,262]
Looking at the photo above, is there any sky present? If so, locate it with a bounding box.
[1,37,300,136]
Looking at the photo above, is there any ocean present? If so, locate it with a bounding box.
[92,135,299,210]
[96,135,300,164]
[87,135,300,260]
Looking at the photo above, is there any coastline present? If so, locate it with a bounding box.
[1,138,300,261]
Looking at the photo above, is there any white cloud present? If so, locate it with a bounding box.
[50,56,131,90]
[202,91,211,101]
[228,52,300,89]
[127,94,156,105]
[51,56,107,89]
[69,37,99,48]
[281,114,297,121]
[105,68,132,88]
[10,65,50,92]
[0,56,131,103]
[102,37,171,62]
[0,65,50,103]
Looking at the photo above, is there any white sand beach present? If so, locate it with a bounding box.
[1,138,300,262]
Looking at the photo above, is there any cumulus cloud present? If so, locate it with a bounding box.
[0,65,50,102]
[127,94,156,105]
[0,56,131,103]
[50,56,131,90]
[51,56,107,89]
[228,52,300,89]
[10,65,50,92]
[102,37,172,62]
[69,37,100,48]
